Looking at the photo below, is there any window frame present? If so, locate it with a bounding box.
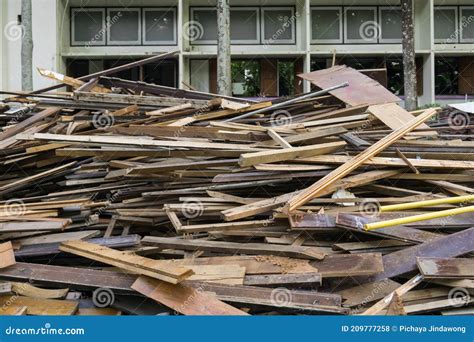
[106,7,142,46]
[230,7,261,44]
[189,7,217,45]
[344,6,378,44]
[434,6,459,44]
[460,6,474,43]
[71,8,106,46]
[261,6,296,45]
[310,6,343,44]
[378,6,402,44]
[142,7,177,45]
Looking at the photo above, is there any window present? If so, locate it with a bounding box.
[190,7,260,44]
[143,8,176,45]
[379,7,402,43]
[190,8,217,44]
[190,60,210,93]
[231,60,260,96]
[107,8,141,45]
[230,8,260,44]
[261,7,296,44]
[344,7,377,43]
[71,8,105,46]
[311,7,342,43]
[460,7,474,43]
[278,61,295,96]
[434,7,458,43]
[435,57,459,95]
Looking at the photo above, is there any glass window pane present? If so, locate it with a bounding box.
[461,8,474,41]
[263,9,294,42]
[108,9,140,44]
[434,8,457,41]
[231,9,258,42]
[380,8,402,41]
[311,9,341,42]
[73,10,104,44]
[144,9,175,44]
[346,8,376,42]
[192,9,218,43]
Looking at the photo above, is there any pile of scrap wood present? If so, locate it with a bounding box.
[0,55,473,316]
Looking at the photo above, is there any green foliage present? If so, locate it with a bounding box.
[231,60,260,96]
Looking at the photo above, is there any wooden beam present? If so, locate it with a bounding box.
[284,108,436,212]
[0,242,15,269]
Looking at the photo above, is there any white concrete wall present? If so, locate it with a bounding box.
[1,0,58,92]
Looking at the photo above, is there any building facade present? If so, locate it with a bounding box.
[1,0,474,105]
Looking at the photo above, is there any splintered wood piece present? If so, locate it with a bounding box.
[0,242,15,269]
[131,275,248,315]
[59,240,193,284]
[284,108,436,212]
[417,257,474,279]
[142,236,326,260]
[385,292,407,315]
[362,274,424,315]
[0,306,27,315]
[11,282,69,299]
[0,296,78,315]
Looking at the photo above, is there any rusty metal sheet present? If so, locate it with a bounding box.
[298,65,400,106]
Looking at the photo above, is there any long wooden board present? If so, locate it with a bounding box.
[0,242,15,269]
[60,240,193,284]
[131,275,248,315]
[417,257,474,279]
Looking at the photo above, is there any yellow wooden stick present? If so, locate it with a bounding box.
[365,205,474,230]
[380,194,474,212]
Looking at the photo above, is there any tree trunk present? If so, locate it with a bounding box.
[21,0,33,91]
[216,0,231,96]
[401,0,417,111]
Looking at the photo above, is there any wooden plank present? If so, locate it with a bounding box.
[131,275,248,315]
[310,253,384,277]
[417,257,474,279]
[0,306,27,315]
[59,240,193,284]
[0,295,78,315]
[16,230,100,246]
[368,103,435,136]
[0,242,15,269]
[284,108,436,212]
[142,236,326,260]
[243,272,322,286]
[239,141,346,167]
[11,282,69,299]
